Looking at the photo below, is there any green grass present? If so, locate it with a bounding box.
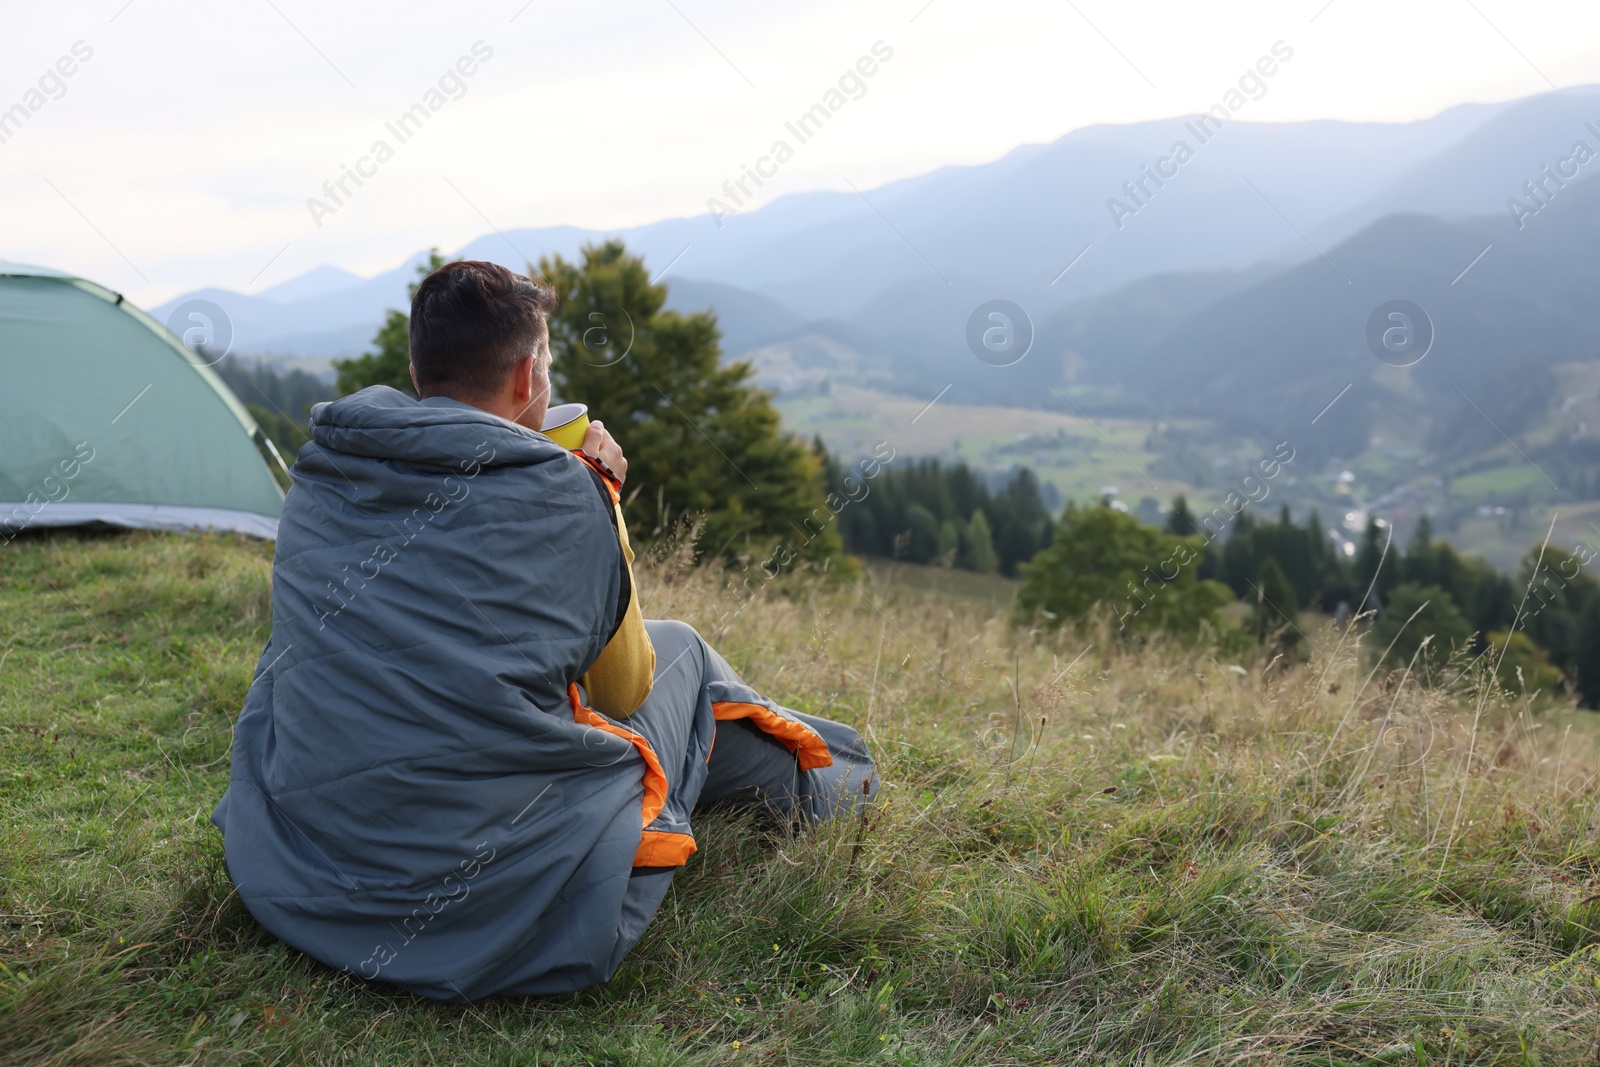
[1451,466,1551,499]
[5,531,1600,1065]
[865,560,1018,609]
[769,383,1188,510]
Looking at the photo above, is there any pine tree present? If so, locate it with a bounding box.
[1166,495,1197,536]
[1404,515,1436,586]
[991,468,1052,575]
[1356,516,1394,600]
[1219,516,1257,599]
[1253,558,1301,648]
[1575,596,1600,707]
[966,510,999,573]
[936,519,960,566]
[1410,514,1433,553]
[903,504,940,563]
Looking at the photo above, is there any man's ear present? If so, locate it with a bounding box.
[408,363,420,395]
[510,354,536,404]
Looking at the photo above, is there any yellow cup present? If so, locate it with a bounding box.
[541,403,590,450]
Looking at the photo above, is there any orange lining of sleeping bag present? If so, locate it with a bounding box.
[711,701,834,771]
[573,451,622,504]
[635,829,697,866]
[568,683,667,828]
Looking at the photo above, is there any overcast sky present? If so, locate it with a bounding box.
[4,0,1599,305]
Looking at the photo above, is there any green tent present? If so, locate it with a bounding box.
[0,262,286,540]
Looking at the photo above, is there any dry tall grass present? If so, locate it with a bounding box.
[3,531,1600,1064]
[635,542,1600,1062]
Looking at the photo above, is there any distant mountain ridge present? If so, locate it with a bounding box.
[152,86,1600,365]
[148,84,1600,443]
[254,265,363,304]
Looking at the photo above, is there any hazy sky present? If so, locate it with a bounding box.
[4,0,1599,305]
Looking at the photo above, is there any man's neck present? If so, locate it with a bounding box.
[424,389,539,432]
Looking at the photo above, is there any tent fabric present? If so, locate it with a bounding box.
[0,266,284,540]
[212,386,876,1000]
[0,259,75,279]
[0,502,279,540]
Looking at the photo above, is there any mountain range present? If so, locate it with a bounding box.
[156,85,1600,369]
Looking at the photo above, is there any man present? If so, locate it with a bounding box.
[212,260,875,1001]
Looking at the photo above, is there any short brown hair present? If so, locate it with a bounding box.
[409,260,558,398]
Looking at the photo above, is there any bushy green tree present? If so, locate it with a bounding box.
[333,250,445,397]
[1371,583,1473,673]
[1017,501,1231,638]
[539,240,839,563]
[1486,630,1566,694]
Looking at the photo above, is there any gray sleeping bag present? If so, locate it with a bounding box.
[212,385,875,1000]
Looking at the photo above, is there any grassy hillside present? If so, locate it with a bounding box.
[5,531,1600,1064]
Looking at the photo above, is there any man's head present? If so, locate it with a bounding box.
[408,260,559,430]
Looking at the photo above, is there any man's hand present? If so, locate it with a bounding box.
[581,420,628,483]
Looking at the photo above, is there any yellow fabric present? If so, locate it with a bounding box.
[580,501,655,717]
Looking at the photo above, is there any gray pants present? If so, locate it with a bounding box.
[603,620,877,971]
[623,619,877,828]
